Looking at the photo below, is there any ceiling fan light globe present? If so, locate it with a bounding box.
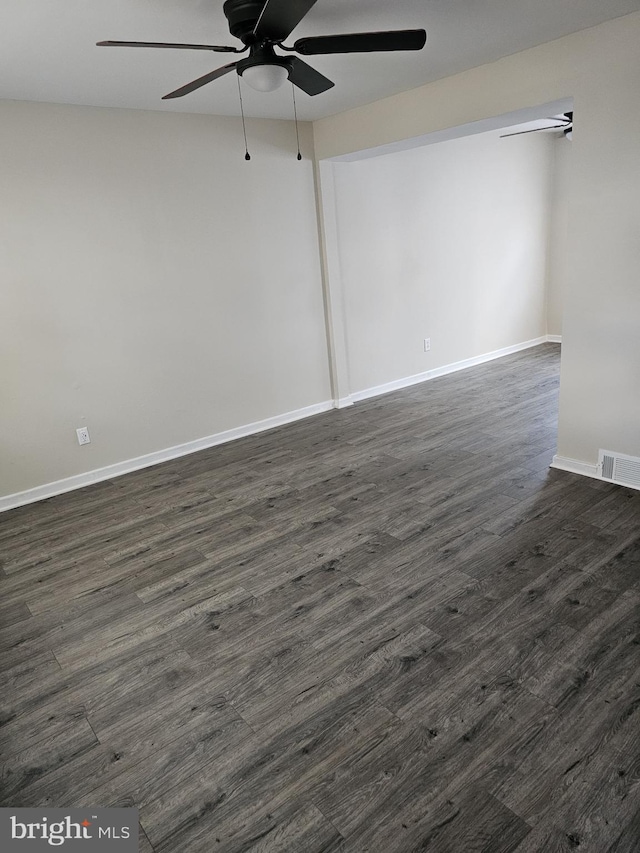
[564,128,573,140]
[242,63,289,91]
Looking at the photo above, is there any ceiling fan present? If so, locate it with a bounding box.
[97,0,427,99]
[501,112,573,140]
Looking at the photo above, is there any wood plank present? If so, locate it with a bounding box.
[2,344,640,851]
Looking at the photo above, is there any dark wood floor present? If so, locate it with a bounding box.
[1,344,639,852]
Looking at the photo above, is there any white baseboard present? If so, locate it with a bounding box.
[0,336,564,513]
[547,334,562,343]
[350,336,550,403]
[0,400,333,514]
[548,454,640,491]
[550,454,599,480]
[334,396,355,409]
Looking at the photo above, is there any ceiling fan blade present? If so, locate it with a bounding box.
[254,0,318,43]
[293,29,427,55]
[287,56,334,96]
[162,62,238,99]
[500,125,567,138]
[97,40,242,53]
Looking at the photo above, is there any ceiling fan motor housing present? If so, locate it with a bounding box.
[237,44,291,75]
[223,0,267,44]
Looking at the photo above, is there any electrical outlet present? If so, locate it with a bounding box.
[76,426,91,446]
[423,338,431,352]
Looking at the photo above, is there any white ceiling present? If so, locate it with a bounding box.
[2,0,639,122]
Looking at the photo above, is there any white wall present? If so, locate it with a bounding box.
[330,130,554,394]
[557,59,640,466]
[0,101,331,500]
[3,12,639,504]
[545,135,573,337]
[314,12,640,468]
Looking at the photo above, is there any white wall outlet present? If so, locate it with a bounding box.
[76,426,91,446]
[423,338,431,352]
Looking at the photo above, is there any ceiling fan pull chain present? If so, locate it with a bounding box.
[237,74,251,160]
[291,82,302,160]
